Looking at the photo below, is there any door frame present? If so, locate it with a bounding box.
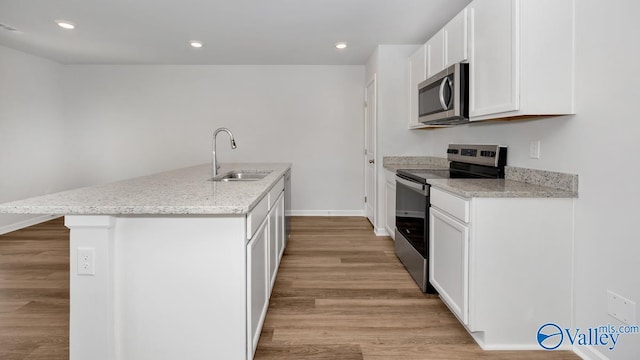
[364,74,377,229]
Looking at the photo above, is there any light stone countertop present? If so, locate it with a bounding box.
[383,155,578,198]
[0,163,291,215]
[427,178,577,198]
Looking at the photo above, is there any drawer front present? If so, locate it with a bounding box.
[268,177,285,209]
[247,195,269,239]
[431,187,469,222]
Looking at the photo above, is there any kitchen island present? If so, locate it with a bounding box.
[0,163,291,360]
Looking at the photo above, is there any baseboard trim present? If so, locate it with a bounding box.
[374,228,389,237]
[0,215,60,235]
[572,345,609,360]
[287,210,365,217]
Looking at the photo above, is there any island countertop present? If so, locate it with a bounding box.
[0,163,291,215]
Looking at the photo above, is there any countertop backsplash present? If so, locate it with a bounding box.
[505,166,578,193]
[382,156,449,171]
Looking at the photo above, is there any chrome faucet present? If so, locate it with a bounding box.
[212,127,237,178]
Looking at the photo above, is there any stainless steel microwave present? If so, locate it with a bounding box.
[418,63,469,125]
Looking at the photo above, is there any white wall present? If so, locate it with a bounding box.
[0,46,65,232]
[366,45,435,233]
[60,65,365,215]
[386,1,640,358]
[1,47,366,230]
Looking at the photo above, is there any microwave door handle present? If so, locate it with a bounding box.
[438,77,449,110]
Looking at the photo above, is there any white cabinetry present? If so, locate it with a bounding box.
[426,30,444,79]
[384,169,396,239]
[246,218,269,359]
[409,7,468,129]
[268,192,285,290]
[268,202,278,290]
[62,167,291,360]
[428,8,468,79]
[247,176,286,359]
[444,8,468,69]
[429,187,573,349]
[430,207,468,324]
[408,45,426,128]
[468,0,575,120]
[277,193,285,260]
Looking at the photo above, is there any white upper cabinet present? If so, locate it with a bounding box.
[408,0,575,127]
[409,7,468,129]
[428,8,468,79]
[444,8,468,70]
[426,30,445,79]
[468,0,575,120]
[408,45,426,128]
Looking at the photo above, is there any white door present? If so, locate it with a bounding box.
[364,76,377,226]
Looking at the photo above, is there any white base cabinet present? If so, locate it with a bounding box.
[248,178,286,359]
[429,187,574,349]
[429,207,469,324]
[247,218,269,359]
[384,169,396,240]
[66,176,288,360]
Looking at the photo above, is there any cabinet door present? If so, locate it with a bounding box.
[444,8,468,67]
[268,204,278,291]
[429,207,469,325]
[385,180,396,239]
[247,220,269,359]
[468,0,519,117]
[408,45,426,128]
[277,193,285,260]
[426,30,445,79]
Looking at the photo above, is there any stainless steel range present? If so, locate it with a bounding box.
[394,144,507,293]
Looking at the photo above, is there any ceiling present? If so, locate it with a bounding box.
[0,0,471,65]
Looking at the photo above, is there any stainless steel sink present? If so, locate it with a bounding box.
[210,171,271,182]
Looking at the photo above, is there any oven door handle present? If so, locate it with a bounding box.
[396,176,428,196]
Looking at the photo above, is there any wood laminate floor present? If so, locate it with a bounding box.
[0,216,579,359]
[0,217,69,360]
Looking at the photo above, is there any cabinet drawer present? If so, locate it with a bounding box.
[431,188,469,222]
[268,177,285,210]
[247,195,269,239]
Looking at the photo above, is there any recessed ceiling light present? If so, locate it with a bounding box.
[189,41,204,48]
[335,42,348,49]
[55,20,76,30]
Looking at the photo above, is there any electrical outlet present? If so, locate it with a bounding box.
[607,290,636,325]
[77,247,95,275]
[529,140,541,159]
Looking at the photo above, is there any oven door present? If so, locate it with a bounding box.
[395,175,428,256]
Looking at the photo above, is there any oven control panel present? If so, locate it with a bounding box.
[447,144,506,167]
